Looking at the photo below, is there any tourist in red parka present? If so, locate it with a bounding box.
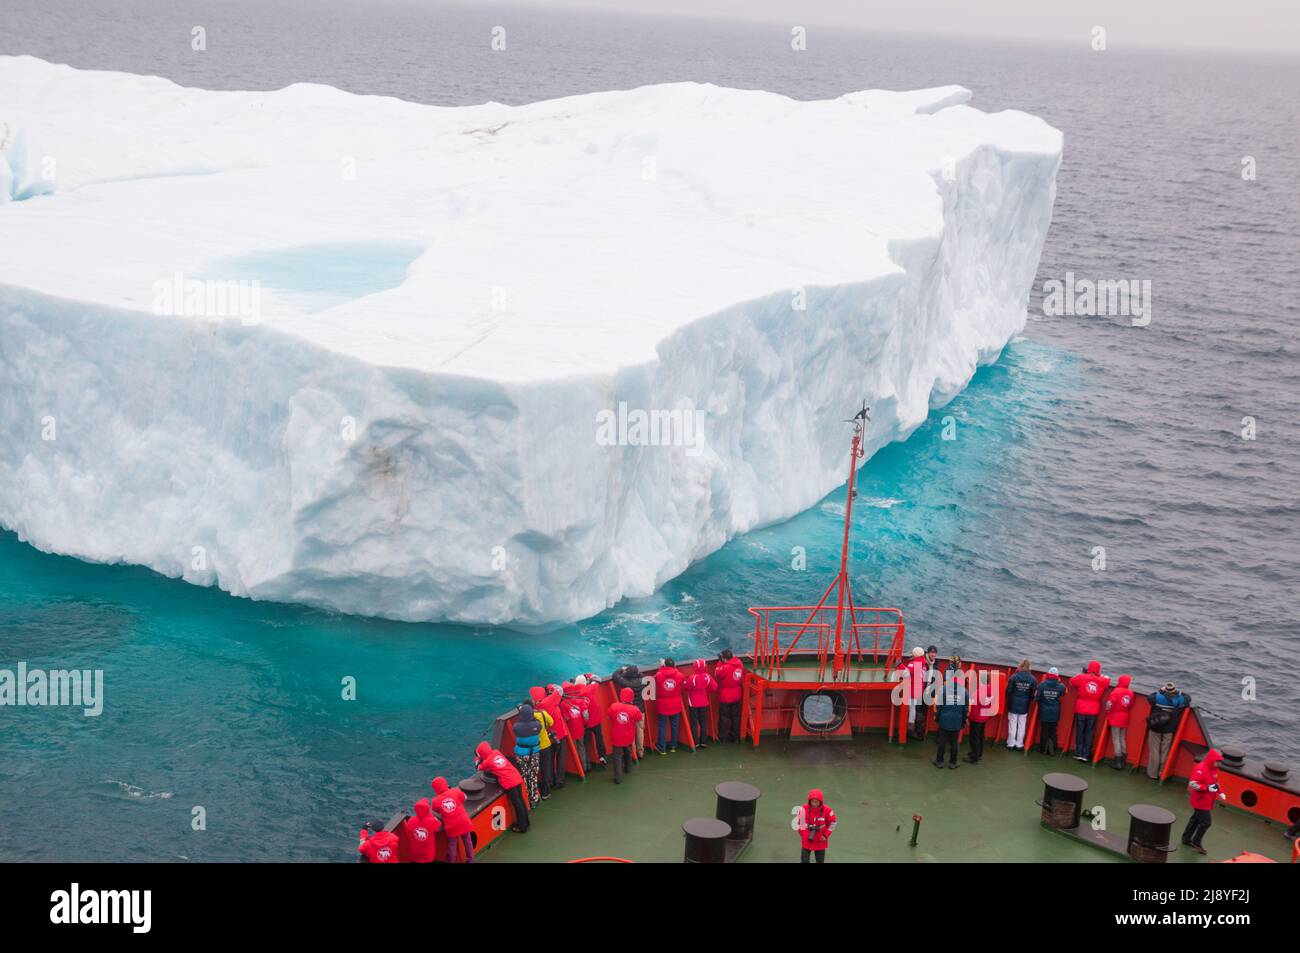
[654,659,686,753]
[358,819,401,863]
[796,788,837,863]
[475,741,529,833]
[561,681,591,772]
[403,798,442,864]
[576,674,608,766]
[607,687,644,784]
[1069,660,1110,762]
[684,659,717,748]
[533,685,567,790]
[1182,748,1226,854]
[715,649,745,743]
[1104,674,1135,769]
[431,776,474,863]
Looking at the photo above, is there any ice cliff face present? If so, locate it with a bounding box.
[0,56,1062,625]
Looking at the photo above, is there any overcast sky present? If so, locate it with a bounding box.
[531,0,1300,54]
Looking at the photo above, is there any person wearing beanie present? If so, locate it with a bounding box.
[899,646,928,739]
[475,741,529,833]
[358,818,401,863]
[917,644,940,738]
[1104,674,1135,769]
[933,660,967,769]
[1146,681,1191,779]
[1004,659,1037,751]
[1182,748,1226,854]
[431,776,474,863]
[402,798,442,864]
[611,664,649,755]
[512,702,544,809]
[606,687,644,783]
[714,651,744,743]
[1069,660,1111,762]
[684,659,717,748]
[1035,667,1066,755]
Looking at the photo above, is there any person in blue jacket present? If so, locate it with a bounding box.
[933,658,968,769]
[1035,667,1066,756]
[513,703,544,809]
[1004,659,1037,751]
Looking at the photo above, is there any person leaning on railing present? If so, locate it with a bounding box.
[1145,682,1191,779]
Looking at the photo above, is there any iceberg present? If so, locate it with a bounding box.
[0,56,1062,625]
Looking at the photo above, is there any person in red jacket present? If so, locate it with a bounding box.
[475,741,529,833]
[532,685,567,791]
[1069,660,1111,762]
[1104,673,1135,769]
[684,658,717,748]
[964,682,997,764]
[431,776,475,863]
[606,687,644,784]
[358,818,401,863]
[715,649,745,743]
[402,798,442,864]
[576,674,607,766]
[654,659,686,753]
[796,789,837,863]
[1182,748,1226,854]
[561,681,590,771]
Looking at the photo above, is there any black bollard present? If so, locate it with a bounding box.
[682,817,732,863]
[714,781,761,842]
[1127,804,1177,863]
[1040,773,1088,830]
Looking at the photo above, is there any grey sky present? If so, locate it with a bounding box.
[533,0,1300,54]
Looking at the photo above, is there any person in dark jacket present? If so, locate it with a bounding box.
[1146,682,1191,779]
[513,703,543,809]
[933,659,967,769]
[1035,668,1066,755]
[611,664,648,756]
[1004,659,1036,751]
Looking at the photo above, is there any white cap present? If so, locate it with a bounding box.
[911,647,924,657]
[1048,666,1059,675]
[574,674,588,686]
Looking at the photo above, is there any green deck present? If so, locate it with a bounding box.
[482,735,1292,863]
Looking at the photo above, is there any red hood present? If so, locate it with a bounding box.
[1087,660,1101,675]
[1204,748,1224,766]
[620,687,634,703]
[475,741,492,761]
[1118,674,1131,688]
[414,798,432,820]
[1045,672,1059,680]
[807,788,824,806]
[693,659,707,674]
[529,686,545,703]
[431,776,450,795]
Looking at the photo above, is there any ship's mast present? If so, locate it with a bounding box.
[830,404,869,676]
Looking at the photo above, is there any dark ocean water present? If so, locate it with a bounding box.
[2,1,1298,860]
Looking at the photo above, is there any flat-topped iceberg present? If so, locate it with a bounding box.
[0,56,1061,625]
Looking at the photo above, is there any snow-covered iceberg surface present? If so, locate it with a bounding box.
[0,56,1062,625]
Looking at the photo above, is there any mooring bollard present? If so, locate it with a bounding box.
[1127,804,1177,863]
[1040,773,1088,830]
